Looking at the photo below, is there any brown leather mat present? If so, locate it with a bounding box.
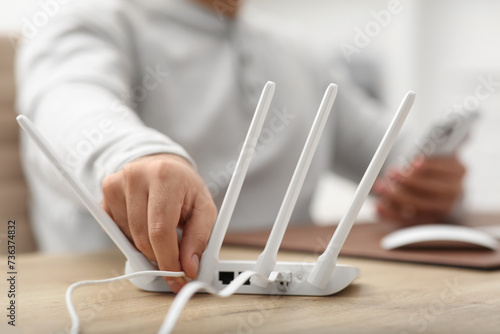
[224,214,500,269]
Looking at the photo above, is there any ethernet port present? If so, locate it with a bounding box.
[239,272,251,285]
[218,271,235,285]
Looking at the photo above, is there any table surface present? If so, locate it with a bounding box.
[2,246,500,334]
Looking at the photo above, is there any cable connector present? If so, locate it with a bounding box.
[268,271,292,292]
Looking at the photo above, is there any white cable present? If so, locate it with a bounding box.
[66,270,185,334]
[66,270,273,334]
[158,270,270,334]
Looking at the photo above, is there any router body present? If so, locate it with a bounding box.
[126,260,359,296]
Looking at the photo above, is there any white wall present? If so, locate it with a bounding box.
[414,0,500,212]
[0,0,38,32]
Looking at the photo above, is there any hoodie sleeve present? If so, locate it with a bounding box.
[16,2,195,202]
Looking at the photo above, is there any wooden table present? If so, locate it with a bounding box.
[2,246,500,334]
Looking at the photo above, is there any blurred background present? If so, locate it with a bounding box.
[247,0,500,222]
[0,0,499,252]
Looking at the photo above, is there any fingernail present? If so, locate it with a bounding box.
[192,254,200,274]
[167,280,182,293]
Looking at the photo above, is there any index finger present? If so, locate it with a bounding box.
[415,156,466,178]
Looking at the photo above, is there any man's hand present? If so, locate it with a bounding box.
[101,153,217,293]
[373,155,466,225]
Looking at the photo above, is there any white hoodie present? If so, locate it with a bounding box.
[16,0,405,252]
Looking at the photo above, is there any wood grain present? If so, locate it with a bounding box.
[1,246,498,334]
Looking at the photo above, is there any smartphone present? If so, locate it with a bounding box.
[415,109,479,157]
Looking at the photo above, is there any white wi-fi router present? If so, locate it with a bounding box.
[17,82,415,296]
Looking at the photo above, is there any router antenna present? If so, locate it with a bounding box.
[197,81,275,283]
[16,115,156,285]
[307,91,415,289]
[252,83,338,286]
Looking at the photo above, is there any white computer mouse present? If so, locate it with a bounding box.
[380,224,499,250]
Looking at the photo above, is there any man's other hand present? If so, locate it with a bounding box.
[373,155,466,225]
